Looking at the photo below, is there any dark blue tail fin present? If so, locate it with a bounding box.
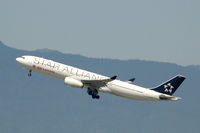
[151,75,186,95]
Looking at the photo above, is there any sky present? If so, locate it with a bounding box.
[0,0,199,66]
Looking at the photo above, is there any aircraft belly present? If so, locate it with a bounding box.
[108,84,158,101]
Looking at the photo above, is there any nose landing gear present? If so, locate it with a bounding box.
[28,70,32,77]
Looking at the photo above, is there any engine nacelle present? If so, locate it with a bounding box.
[64,77,84,88]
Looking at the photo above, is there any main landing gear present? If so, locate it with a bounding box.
[87,88,100,99]
[28,70,32,77]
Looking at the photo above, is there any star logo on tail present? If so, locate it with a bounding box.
[164,83,174,93]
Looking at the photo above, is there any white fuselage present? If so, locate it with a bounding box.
[16,55,170,101]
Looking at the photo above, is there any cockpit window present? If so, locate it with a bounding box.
[20,56,25,59]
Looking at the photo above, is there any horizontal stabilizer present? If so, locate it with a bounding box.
[159,94,181,101]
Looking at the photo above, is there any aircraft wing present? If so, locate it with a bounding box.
[81,76,117,88]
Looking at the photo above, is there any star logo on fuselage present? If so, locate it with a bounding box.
[164,83,174,93]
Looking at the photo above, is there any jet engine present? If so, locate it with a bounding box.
[64,77,84,88]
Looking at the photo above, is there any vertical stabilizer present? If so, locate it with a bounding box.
[151,75,186,95]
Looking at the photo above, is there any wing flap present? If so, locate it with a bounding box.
[81,76,117,88]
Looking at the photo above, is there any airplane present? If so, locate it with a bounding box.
[16,55,186,101]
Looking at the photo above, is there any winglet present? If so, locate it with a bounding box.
[103,75,117,83]
[129,78,135,82]
[125,78,135,84]
[111,76,117,80]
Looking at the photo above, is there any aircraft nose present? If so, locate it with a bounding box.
[16,57,20,62]
[16,57,22,63]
